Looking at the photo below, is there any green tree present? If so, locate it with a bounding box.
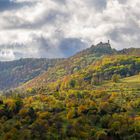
[112,74,120,83]
[69,79,76,88]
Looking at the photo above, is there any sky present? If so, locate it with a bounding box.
[0,0,140,61]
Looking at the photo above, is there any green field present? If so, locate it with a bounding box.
[100,74,140,94]
[122,75,140,87]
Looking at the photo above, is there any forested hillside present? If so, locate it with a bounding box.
[0,58,62,90]
[0,55,140,140]
[45,55,140,92]
[1,42,140,91]
[0,42,140,140]
[21,42,116,89]
[22,42,140,90]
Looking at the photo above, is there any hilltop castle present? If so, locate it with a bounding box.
[96,40,111,47]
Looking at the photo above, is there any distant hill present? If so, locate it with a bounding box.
[21,41,117,89]
[21,42,140,90]
[79,41,116,56]
[0,58,62,90]
[1,41,115,91]
[119,48,140,55]
[1,41,140,91]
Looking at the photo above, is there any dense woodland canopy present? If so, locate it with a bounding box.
[0,43,140,140]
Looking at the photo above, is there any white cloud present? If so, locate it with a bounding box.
[0,0,140,60]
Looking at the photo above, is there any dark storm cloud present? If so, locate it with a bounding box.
[0,36,87,60]
[59,38,87,57]
[30,36,87,58]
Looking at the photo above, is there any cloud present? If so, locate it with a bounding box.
[0,0,140,60]
[86,0,107,11]
[0,0,34,12]
[58,38,87,57]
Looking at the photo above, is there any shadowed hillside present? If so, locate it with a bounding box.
[0,58,62,90]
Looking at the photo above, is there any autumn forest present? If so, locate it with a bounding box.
[0,42,140,140]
